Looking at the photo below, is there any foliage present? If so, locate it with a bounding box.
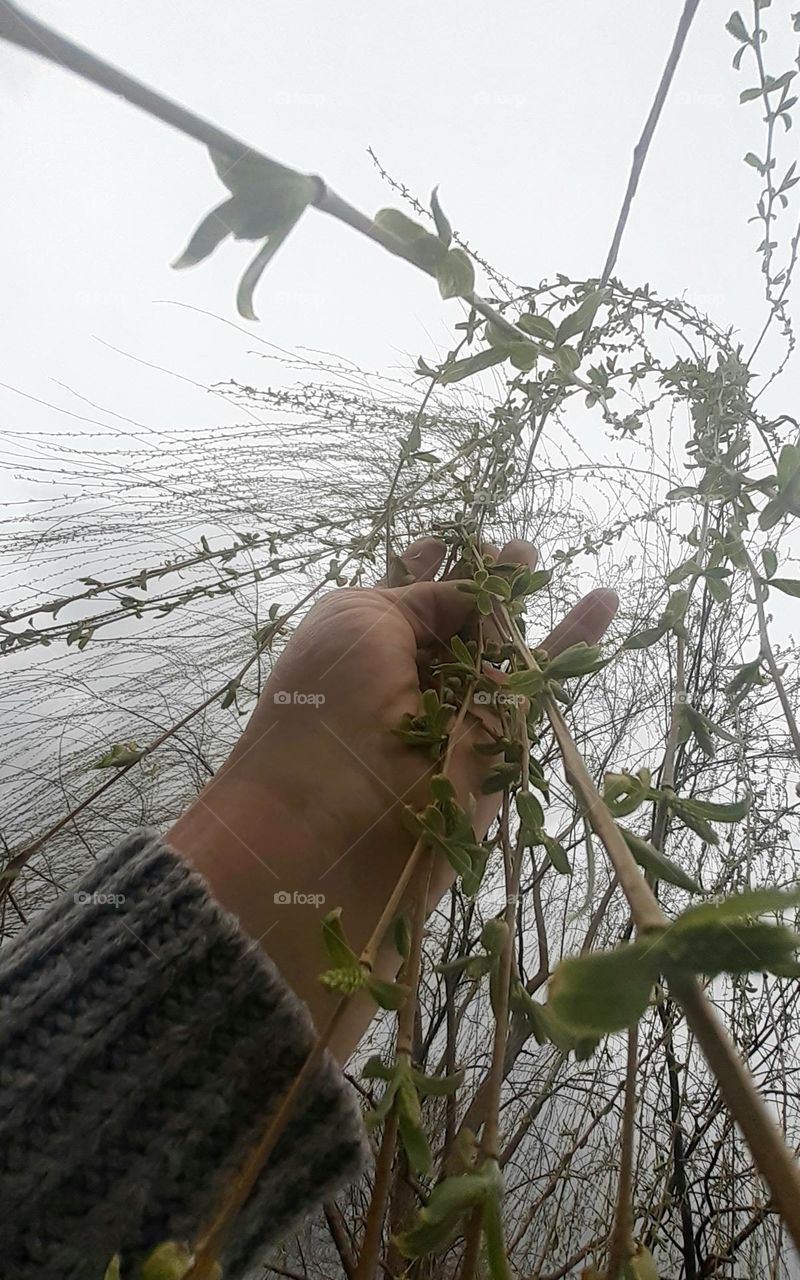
[3,2,800,1280]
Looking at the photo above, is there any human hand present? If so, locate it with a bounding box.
[169,537,617,1054]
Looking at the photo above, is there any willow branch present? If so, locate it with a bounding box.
[606,1025,639,1279]
[600,0,701,283]
[743,547,800,762]
[498,603,800,1254]
[0,1,595,391]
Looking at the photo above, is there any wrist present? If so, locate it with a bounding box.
[166,736,394,1028]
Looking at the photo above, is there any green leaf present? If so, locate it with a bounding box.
[438,348,507,385]
[544,641,605,678]
[362,1055,395,1081]
[439,952,493,980]
[208,149,317,229]
[510,567,553,598]
[397,1080,432,1174]
[136,1241,206,1280]
[516,790,545,837]
[549,942,659,1035]
[321,908,361,973]
[681,704,716,757]
[482,1187,514,1280]
[220,678,240,710]
[542,833,571,875]
[430,185,453,245]
[622,592,687,649]
[664,920,800,978]
[675,794,750,823]
[725,657,764,700]
[769,577,800,597]
[437,247,475,300]
[172,198,237,268]
[412,1066,465,1096]
[762,547,778,579]
[481,917,509,957]
[760,496,791,530]
[513,985,570,1048]
[236,221,297,320]
[430,773,457,803]
[93,741,144,770]
[706,574,731,604]
[554,288,609,346]
[175,150,318,317]
[507,667,545,696]
[484,574,512,600]
[374,207,447,271]
[669,805,719,847]
[623,623,667,651]
[667,557,701,585]
[366,975,410,1010]
[672,885,800,931]
[663,589,690,627]
[374,207,428,241]
[603,770,651,817]
[364,1069,401,1129]
[553,344,581,375]
[394,1171,491,1259]
[624,1243,660,1280]
[725,10,750,41]
[392,912,411,959]
[777,440,800,491]
[507,340,540,372]
[103,1259,122,1280]
[620,827,703,894]
[517,312,557,342]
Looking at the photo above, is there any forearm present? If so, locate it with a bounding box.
[167,754,456,1063]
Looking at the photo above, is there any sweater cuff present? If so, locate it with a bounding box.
[0,829,368,1280]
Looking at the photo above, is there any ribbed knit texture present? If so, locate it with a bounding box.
[0,830,368,1280]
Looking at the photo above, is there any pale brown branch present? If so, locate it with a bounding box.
[600,0,701,284]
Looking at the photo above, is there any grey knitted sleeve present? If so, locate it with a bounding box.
[0,829,368,1280]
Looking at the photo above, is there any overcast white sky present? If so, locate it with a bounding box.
[1,0,797,460]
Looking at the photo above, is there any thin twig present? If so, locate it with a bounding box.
[600,0,701,284]
[743,546,800,762]
[354,854,434,1280]
[606,1025,639,1278]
